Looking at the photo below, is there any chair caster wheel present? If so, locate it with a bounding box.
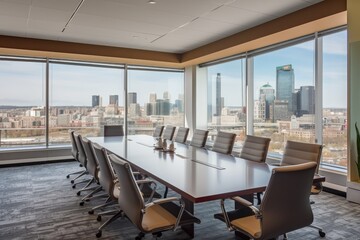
[88,210,94,214]
[85,198,90,202]
[319,230,326,237]
[66,175,70,178]
[97,215,101,221]
[72,185,76,189]
[76,191,81,196]
[96,230,102,238]
[71,180,74,184]
[79,201,84,206]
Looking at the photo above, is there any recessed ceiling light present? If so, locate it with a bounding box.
[148,0,156,4]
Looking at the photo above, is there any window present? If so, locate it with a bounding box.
[49,62,124,145]
[127,67,184,135]
[0,59,46,148]
[321,30,347,168]
[252,40,315,155]
[205,59,246,150]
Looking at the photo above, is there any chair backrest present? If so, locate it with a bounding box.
[69,130,78,160]
[92,143,116,196]
[162,125,176,141]
[153,126,164,138]
[212,131,236,154]
[109,154,145,230]
[80,137,99,179]
[259,162,317,239]
[281,140,323,173]
[73,132,87,167]
[190,129,209,148]
[104,125,124,137]
[239,135,271,162]
[174,127,189,143]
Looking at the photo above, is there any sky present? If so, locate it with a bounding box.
[207,30,347,108]
[0,30,347,109]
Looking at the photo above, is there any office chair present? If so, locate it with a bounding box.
[109,153,201,240]
[281,140,325,237]
[174,127,189,144]
[212,131,236,155]
[77,137,102,199]
[90,142,123,238]
[162,125,176,141]
[152,126,164,138]
[66,130,84,181]
[104,125,124,137]
[190,129,209,148]
[239,135,271,204]
[217,162,318,240]
[71,132,89,188]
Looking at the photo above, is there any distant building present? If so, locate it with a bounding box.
[259,83,275,121]
[92,95,100,107]
[163,91,170,100]
[174,99,184,113]
[215,73,222,116]
[129,103,141,117]
[270,100,290,121]
[276,64,294,112]
[149,93,157,103]
[127,92,137,105]
[293,86,315,117]
[109,95,119,105]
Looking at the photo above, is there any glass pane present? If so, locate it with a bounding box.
[0,60,46,149]
[206,59,246,151]
[322,30,347,168]
[127,69,184,135]
[253,40,315,156]
[49,63,124,145]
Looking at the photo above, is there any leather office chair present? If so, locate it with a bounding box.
[212,131,236,155]
[108,154,201,240]
[174,127,189,144]
[281,140,325,237]
[66,130,84,182]
[104,125,124,137]
[217,162,318,240]
[77,137,102,199]
[190,129,209,148]
[162,125,176,141]
[152,126,164,138]
[239,135,271,204]
[90,142,123,238]
[71,132,89,188]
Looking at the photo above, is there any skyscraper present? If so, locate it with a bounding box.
[127,92,137,105]
[299,86,315,115]
[163,91,170,100]
[276,64,294,112]
[109,95,119,105]
[92,95,100,107]
[215,73,222,116]
[259,83,275,120]
[149,93,157,103]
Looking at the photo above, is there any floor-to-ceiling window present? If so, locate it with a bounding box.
[321,29,348,168]
[49,61,124,145]
[204,59,246,150]
[252,39,315,155]
[127,67,184,136]
[0,58,46,148]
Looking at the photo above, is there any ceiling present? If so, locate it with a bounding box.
[0,0,323,53]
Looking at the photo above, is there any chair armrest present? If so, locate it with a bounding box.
[231,196,261,218]
[145,197,185,230]
[136,179,157,203]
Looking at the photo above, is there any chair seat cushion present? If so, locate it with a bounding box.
[231,215,261,238]
[142,204,177,231]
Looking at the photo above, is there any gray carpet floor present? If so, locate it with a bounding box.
[0,161,359,240]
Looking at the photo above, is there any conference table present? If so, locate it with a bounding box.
[89,134,325,238]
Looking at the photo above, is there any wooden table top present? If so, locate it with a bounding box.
[89,135,324,203]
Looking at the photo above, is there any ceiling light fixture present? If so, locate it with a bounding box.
[148,0,156,4]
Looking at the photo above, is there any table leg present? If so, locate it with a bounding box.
[181,196,194,238]
[234,194,253,239]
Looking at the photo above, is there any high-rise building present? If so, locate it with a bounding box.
[127,92,137,105]
[259,83,275,120]
[276,64,294,112]
[215,73,222,116]
[109,95,119,105]
[149,93,157,103]
[92,95,100,107]
[299,86,315,115]
[163,91,170,100]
